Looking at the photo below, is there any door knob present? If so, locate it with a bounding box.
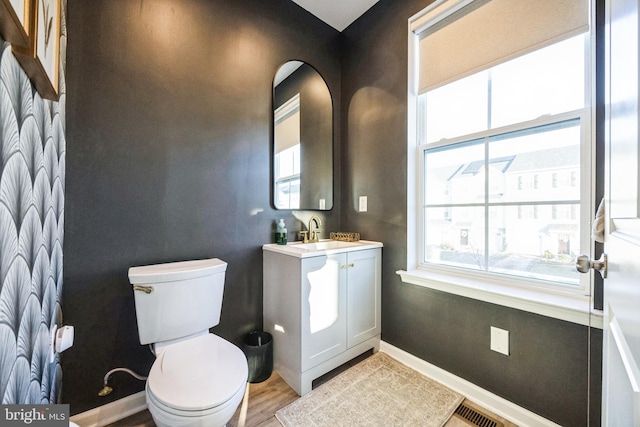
[576,253,608,279]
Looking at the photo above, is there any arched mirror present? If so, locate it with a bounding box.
[273,61,333,210]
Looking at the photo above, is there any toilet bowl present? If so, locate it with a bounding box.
[145,334,247,427]
[128,258,248,427]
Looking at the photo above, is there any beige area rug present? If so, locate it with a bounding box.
[276,352,464,427]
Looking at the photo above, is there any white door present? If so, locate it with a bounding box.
[602,0,640,423]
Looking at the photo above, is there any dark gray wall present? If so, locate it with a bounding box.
[63,0,341,414]
[340,0,601,426]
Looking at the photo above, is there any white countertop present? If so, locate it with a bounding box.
[263,239,383,258]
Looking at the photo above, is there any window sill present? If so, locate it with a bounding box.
[396,268,603,328]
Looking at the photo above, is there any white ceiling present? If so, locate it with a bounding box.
[290,0,381,32]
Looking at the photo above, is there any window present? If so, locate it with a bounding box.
[274,144,300,209]
[274,94,301,209]
[409,0,592,295]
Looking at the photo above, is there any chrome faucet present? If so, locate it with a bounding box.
[308,215,322,242]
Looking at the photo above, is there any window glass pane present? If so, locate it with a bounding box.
[424,71,488,143]
[488,205,579,285]
[491,35,585,128]
[275,144,300,209]
[425,206,485,270]
[488,121,580,203]
[275,144,300,180]
[425,141,485,205]
[275,179,300,209]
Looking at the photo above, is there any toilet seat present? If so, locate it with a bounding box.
[146,334,248,412]
[146,379,246,418]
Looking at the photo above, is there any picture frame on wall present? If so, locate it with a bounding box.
[0,0,34,49]
[12,0,60,100]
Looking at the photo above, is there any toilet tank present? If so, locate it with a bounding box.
[128,258,227,345]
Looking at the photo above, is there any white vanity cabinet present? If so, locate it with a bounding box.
[263,240,382,396]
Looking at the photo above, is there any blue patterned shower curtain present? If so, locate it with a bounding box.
[0,1,67,405]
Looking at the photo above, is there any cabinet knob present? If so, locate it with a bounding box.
[342,263,355,269]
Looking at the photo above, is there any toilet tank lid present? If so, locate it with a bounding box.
[128,258,227,284]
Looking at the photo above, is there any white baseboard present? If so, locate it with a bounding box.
[70,391,147,427]
[379,341,561,427]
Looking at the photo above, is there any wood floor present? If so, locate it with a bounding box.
[105,352,516,427]
[106,351,369,427]
[105,371,297,427]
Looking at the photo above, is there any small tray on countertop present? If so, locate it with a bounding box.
[329,232,360,242]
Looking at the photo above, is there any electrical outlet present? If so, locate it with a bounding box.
[490,326,509,355]
[359,196,368,212]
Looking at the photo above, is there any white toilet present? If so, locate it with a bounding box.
[128,258,248,427]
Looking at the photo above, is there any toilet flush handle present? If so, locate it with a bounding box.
[133,285,154,294]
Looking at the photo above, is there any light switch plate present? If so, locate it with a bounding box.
[490,326,509,355]
[359,196,368,212]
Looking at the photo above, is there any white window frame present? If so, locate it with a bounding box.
[400,0,600,327]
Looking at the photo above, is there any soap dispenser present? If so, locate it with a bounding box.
[276,219,287,245]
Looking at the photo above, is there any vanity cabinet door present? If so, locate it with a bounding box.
[300,253,348,372]
[346,249,381,349]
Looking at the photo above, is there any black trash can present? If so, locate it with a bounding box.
[242,331,273,383]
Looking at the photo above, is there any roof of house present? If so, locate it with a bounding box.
[442,145,579,181]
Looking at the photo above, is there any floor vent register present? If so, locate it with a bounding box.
[453,402,504,427]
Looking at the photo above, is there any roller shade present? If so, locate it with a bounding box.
[275,94,300,154]
[418,0,589,93]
